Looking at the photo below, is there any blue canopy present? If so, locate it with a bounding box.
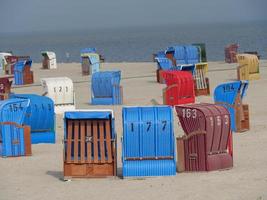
[80,48,97,54]
[0,98,30,124]
[65,111,113,119]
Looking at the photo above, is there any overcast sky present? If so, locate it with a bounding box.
[0,0,266,33]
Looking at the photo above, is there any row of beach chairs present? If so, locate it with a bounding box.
[0,100,233,179]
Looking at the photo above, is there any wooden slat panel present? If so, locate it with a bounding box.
[74,120,79,163]
[176,137,185,172]
[80,120,85,163]
[66,120,72,162]
[86,121,92,163]
[105,120,112,163]
[99,121,105,163]
[23,125,32,156]
[93,121,99,163]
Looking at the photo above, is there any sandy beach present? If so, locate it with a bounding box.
[0,60,267,200]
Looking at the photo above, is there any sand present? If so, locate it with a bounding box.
[0,60,267,200]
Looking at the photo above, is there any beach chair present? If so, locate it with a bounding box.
[10,94,55,144]
[0,76,13,100]
[175,103,233,172]
[80,52,100,75]
[224,44,238,63]
[161,71,195,106]
[214,81,249,132]
[41,51,57,69]
[236,54,260,80]
[0,98,32,157]
[122,106,176,177]
[14,59,34,85]
[41,77,75,114]
[91,71,123,105]
[63,110,116,179]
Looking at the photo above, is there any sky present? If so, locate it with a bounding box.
[0,0,266,33]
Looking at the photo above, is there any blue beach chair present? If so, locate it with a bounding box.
[63,110,117,179]
[14,59,33,85]
[214,81,249,132]
[122,106,176,177]
[80,48,100,75]
[91,71,123,105]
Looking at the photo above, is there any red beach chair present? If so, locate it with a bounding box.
[175,103,233,172]
[161,71,195,106]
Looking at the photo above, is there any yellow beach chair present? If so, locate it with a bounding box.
[236,54,260,80]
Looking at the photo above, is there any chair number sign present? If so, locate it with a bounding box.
[130,121,167,132]
[54,86,69,93]
[9,103,23,112]
[223,84,234,92]
[182,109,197,119]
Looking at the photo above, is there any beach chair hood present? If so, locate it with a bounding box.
[0,98,30,124]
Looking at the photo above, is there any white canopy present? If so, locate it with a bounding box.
[41,51,56,60]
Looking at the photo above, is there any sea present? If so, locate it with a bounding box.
[0,21,266,63]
